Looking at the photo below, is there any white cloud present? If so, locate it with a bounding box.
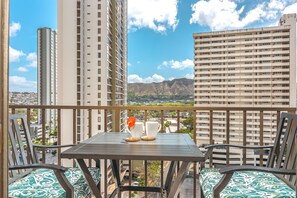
[158,59,194,70]
[283,2,297,14]
[9,76,37,92]
[128,74,143,83]
[128,62,132,67]
[9,46,25,62]
[26,52,37,67]
[190,0,293,31]
[128,0,179,32]
[10,22,21,37]
[185,73,194,79]
[17,67,28,72]
[128,74,165,83]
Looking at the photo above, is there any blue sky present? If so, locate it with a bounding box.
[9,0,297,92]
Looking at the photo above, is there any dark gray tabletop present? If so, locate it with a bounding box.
[61,132,205,162]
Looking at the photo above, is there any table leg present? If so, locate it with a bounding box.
[76,159,102,198]
[164,161,177,193]
[110,160,121,198]
[167,161,190,198]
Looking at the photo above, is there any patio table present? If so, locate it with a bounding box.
[61,132,205,198]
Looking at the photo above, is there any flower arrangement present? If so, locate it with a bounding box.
[127,117,136,130]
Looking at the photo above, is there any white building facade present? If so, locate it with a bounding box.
[57,0,127,144]
[37,27,57,127]
[194,14,296,164]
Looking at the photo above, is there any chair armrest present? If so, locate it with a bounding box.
[205,144,273,150]
[9,164,67,172]
[220,165,296,175]
[33,144,75,149]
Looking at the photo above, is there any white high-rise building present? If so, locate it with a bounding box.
[194,14,296,164]
[57,0,127,143]
[37,27,57,127]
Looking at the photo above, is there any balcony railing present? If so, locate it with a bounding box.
[9,105,297,197]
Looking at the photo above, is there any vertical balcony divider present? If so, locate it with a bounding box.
[259,110,264,166]
[209,110,213,167]
[177,161,180,198]
[144,110,147,122]
[104,159,108,198]
[26,108,31,163]
[193,110,197,198]
[226,110,230,165]
[57,109,62,165]
[128,160,132,198]
[128,110,132,198]
[104,109,108,132]
[0,0,9,195]
[114,109,121,132]
[160,110,164,132]
[177,110,180,132]
[144,110,148,198]
[88,109,92,167]
[161,160,164,193]
[160,110,164,193]
[144,160,148,198]
[277,111,281,129]
[41,108,46,163]
[72,109,77,166]
[243,110,247,165]
[26,108,31,130]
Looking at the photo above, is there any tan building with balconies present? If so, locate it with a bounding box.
[194,14,296,164]
[57,0,127,144]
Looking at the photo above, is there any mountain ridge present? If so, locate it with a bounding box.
[128,78,194,97]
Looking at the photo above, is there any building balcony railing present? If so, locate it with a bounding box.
[8,105,297,197]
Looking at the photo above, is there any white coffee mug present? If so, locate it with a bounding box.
[127,122,144,138]
[145,121,161,138]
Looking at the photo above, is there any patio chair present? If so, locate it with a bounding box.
[199,112,297,198]
[8,114,100,198]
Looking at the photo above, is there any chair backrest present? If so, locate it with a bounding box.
[8,114,37,183]
[267,113,297,188]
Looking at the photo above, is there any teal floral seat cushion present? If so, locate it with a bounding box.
[9,167,100,198]
[199,168,296,198]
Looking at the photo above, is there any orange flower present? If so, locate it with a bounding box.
[127,117,136,129]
